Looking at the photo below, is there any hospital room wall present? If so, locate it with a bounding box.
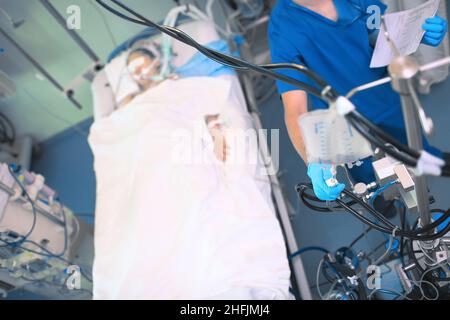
[31,118,96,224]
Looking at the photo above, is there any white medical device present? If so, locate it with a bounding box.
[0,163,93,300]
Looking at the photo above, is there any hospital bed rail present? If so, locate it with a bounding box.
[239,69,312,300]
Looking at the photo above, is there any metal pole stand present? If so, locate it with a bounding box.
[388,56,431,226]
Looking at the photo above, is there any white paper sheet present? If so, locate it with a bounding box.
[370,0,440,68]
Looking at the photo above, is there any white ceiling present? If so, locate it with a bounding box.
[0,0,177,141]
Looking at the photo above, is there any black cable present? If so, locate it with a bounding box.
[399,204,407,268]
[300,183,450,239]
[407,219,450,282]
[348,111,421,159]
[396,210,450,237]
[0,237,92,283]
[298,188,336,213]
[0,169,83,284]
[322,262,338,284]
[94,0,450,176]
[348,113,450,177]
[260,63,339,100]
[123,4,450,173]
[95,0,331,101]
[338,199,450,240]
[298,182,397,229]
[3,166,37,245]
[342,189,397,229]
[28,204,68,259]
[346,115,418,167]
[296,183,357,212]
[341,185,450,237]
[336,199,392,233]
[407,239,450,283]
[297,182,450,240]
[99,0,326,97]
[407,222,424,275]
[323,258,361,300]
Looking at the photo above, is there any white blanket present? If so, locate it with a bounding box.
[89,77,291,300]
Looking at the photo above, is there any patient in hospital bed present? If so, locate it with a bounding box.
[89,25,291,300]
[117,47,167,109]
[118,45,229,162]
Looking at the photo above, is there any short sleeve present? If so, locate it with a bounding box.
[268,28,311,95]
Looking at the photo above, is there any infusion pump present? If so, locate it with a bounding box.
[0,163,93,299]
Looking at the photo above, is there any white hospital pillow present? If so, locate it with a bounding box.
[98,19,220,117]
[171,20,220,68]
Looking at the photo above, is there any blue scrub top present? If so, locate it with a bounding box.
[269,0,442,172]
[269,0,404,127]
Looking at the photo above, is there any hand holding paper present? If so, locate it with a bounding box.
[422,15,448,47]
[370,0,442,68]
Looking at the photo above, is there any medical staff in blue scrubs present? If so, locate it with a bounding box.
[268,0,448,201]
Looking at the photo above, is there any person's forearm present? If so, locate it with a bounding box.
[285,114,308,163]
[205,114,228,162]
[281,91,309,163]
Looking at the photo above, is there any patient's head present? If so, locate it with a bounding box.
[126,48,162,89]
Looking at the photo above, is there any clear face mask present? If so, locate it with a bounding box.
[127,56,163,82]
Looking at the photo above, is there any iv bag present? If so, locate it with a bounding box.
[298,108,373,165]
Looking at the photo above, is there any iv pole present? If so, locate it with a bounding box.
[389,56,432,226]
[380,17,432,227]
[0,27,83,110]
[347,18,450,227]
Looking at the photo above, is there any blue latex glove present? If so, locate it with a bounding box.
[307,164,346,201]
[422,16,447,47]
